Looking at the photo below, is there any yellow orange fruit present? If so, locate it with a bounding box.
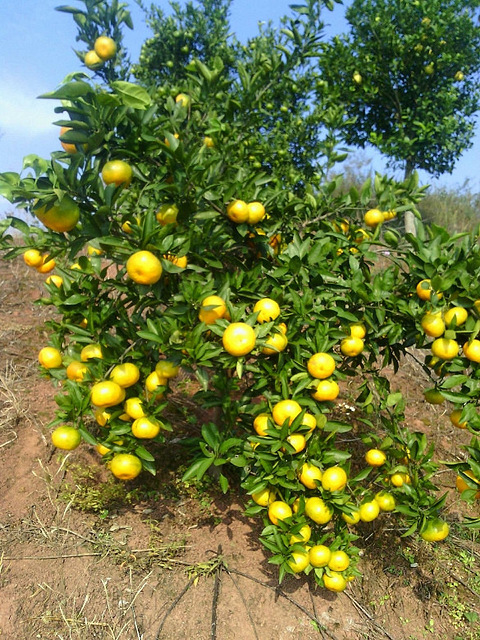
[102,160,133,187]
[38,346,62,369]
[126,250,162,285]
[199,295,228,324]
[34,196,80,232]
[246,202,266,224]
[261,331,288,355]
[309,545,331,568]
[23,249,43,267]
[156,203,179,225]
[84,49,103,69]
[311,379,340,401]
[131,416,161,439]
[109,363,140,388]
[365,448,387,467]
[222,322,256,356]
[51,425,81,450]
[80,343,103,361]
[109,453,142,480]
[307,352,336,379]
[321,466,347,492]
[253,298,280,323]
[268,500,293,525]
[272,399,302,426]
[94,35,117,60]
[90,381,126,408]
[226,200,249,223]
[66,360,88,382]
[364,208,385,227]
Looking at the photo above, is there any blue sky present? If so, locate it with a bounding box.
[1,0,479,219]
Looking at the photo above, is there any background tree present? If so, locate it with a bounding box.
[320,0,480,232]
[132,0,347,193]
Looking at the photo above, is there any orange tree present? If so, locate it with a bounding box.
[1,0,480,591]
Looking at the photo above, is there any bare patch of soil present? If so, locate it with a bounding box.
[0,255,479,640]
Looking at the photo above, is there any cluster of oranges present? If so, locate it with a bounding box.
[39,338,180,481]
[84,36,117,70]
[417,278,480,428]
[416,278,480,501]
[249,426,407,588]
[226,200,266,225]
[363,208,397,228]
[24,249,57,275]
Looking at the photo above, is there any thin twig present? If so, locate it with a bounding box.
[0,430,17,448]
[211,544,222,640]
[3,552,104,560]
[344,591,397,640]
[227,568,340,640]
[129,568,144,640]
[223,569,260,640]
[154,577,195,640]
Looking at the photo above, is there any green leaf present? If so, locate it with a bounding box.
[182,457,214,482]
[202,422,220,449]
[219,473,229,493]
[55,5,87,15]
[111,81,152,109]
[135,446,155,462]
[39,81,93,100]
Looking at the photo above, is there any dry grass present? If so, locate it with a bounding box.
[0,361,30,449]
[29,570,151,640]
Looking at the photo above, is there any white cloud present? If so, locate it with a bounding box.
[0,75,57,137]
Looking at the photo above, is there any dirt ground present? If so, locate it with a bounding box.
[1,254,480,640]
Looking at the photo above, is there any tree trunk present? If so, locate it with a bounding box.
[404,160,417,236]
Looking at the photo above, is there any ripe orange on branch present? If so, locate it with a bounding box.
[51,425,81,450]
[222,322,256,356]
[261,331,288,355]
[126,251,162,285]
[305,496,333,524]
[102,160,133,187]
[420,518,449,542]
[34,196,80,233]
[416,279,442,301]
[444,306,468,327]
[268,500,292,525]
[90,381,126,408]
[307,352,336,379]
[364,208,385,227]
[109,453,143,481]
[272,399,302,426]
[431,337,459,360]
[226,199,249,223]
[253,298,280,323]
[84,50,103,69]
[287,549,310,573]
[309,545,331,568]
[131,417,161,439]
[321,466,347,491]
[81,343,103,361]
[311,379,339,401]
[340,336,364,357]
[421,311,445,337]
[199,295,228,324]
[109,363,140,388]
[38,347,62,369]
[463,339,480,363]
[246,201,266,224]
[66,360,88,382]
[94,36,117,60]
[23,249,43,267]
[365,448,387,467]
